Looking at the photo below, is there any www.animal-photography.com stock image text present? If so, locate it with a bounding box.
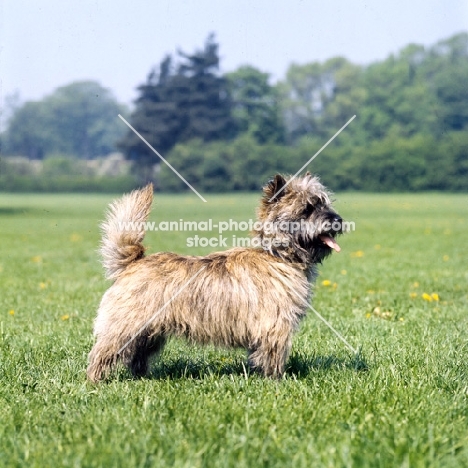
[1,1,467,467]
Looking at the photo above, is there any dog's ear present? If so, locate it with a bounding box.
[264,174,287,202]
[305,171,311,176]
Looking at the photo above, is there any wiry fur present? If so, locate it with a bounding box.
[100,184,154,280]
[87,173,343,382]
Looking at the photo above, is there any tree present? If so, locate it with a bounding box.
[4,81,127,159]
[118,55,184,180]
[4,101,51,159]
[226,65,285,144]
[47,81,127,158]
[119,34,234,183]
[279,61,324,141]
[176,34,234,142]
[431,34,468,132]
[279,58,364,142]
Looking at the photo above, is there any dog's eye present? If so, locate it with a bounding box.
[303,204,314,218]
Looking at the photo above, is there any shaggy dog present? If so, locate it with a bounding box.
[87,173,343,381]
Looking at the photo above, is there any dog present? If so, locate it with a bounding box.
[87,173,343,382]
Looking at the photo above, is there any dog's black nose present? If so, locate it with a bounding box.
[328,215,343,233]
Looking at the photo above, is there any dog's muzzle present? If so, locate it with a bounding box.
[318,214,343,252]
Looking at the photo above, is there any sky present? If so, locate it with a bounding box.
[1,0,467,112]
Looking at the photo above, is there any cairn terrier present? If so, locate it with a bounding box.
[87,173,343,382]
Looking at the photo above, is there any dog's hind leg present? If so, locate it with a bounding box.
[87,332,167,382]
[87,336,122,383]
[124,334,167,378]
[248,326,293,378]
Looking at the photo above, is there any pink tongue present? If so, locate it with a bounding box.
[320,235,341,252]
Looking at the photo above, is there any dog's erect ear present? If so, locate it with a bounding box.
[305,171,311,176]
[264,174,287,202]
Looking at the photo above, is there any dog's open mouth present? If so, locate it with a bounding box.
[319,235,341,252]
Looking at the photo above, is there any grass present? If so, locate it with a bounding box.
[0,190,467,467]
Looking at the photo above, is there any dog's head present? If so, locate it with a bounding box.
[253,173,344,265]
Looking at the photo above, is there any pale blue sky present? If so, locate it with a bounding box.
[1,0,467,109]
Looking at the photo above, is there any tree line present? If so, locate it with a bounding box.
[1,32,467,192]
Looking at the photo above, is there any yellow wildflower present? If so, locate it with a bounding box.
[351,250,364,258]
[443,255,449,262]
[322,280,332,287]
[431,293,439,301]
[422,293,433,302]
[31,256,42,263]
[409,292,417,298]
[341,269,347,275]
[413,282,419,288]
[8,309,15,316]
[39,282,47,289]
[61,315,70,321]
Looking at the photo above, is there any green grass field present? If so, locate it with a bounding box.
[0,191,467,467]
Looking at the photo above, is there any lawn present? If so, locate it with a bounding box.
[0,190,467,467]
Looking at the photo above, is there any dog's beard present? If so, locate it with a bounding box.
[254,227,342,266]
[298,231,341,264]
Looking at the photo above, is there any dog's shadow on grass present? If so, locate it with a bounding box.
[287,352,368,376]
[139,352,368,381]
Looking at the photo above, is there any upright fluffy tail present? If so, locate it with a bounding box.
[100,184,154,281]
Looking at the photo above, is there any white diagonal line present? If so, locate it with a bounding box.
[118,114,207,203]
[289,287,358,354]
[308,305,358,354]
[117,266,207,355]
[269,115,356,201]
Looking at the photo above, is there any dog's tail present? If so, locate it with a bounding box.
[100,183,154,281]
